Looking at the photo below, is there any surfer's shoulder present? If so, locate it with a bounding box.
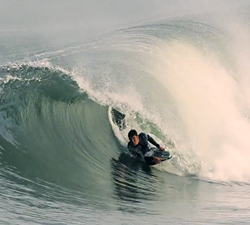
[139,132,147,139]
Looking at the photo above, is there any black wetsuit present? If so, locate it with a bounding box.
[127,133,160,164]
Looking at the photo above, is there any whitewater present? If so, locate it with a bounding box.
[0,0,250,224]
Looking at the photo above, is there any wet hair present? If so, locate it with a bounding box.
[128,129,138,139]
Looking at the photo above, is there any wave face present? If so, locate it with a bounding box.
[0,65,122,196]
[1,3,250,224]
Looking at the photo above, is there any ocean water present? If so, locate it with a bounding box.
[1,1,250,224]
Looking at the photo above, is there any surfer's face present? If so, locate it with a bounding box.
[130,135,139,146]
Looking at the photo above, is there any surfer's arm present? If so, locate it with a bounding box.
[147,135,165,150]
[127,142,133,153]
[127,142,137,157]
[147,135,160,148]
[127,142,144,159]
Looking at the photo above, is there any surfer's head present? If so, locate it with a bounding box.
[128,129,139,145]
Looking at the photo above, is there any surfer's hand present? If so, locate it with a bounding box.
[159,146,165,151]
[154,157,161,164]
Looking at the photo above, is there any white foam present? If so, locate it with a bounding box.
[149,41,250,182]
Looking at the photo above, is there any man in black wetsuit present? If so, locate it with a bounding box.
[127,129,165,164]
